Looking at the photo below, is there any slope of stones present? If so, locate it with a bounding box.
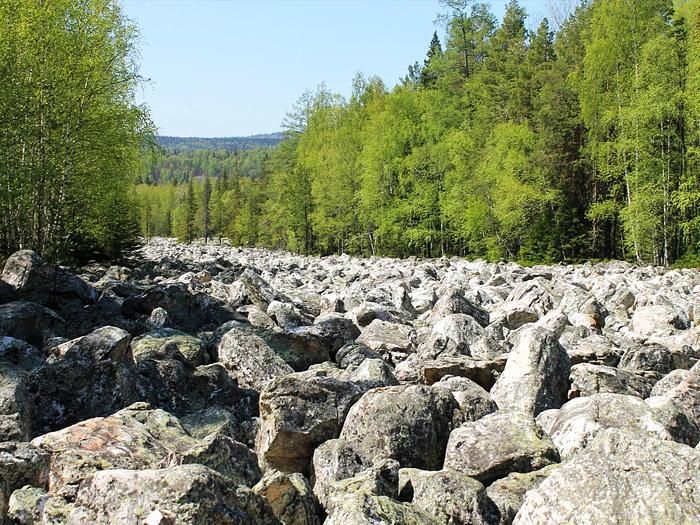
[0,237,698,524]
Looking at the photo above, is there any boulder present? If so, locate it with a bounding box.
[0,442,50,518]
[66,465,280,525]
[568,363,655,399]
[485,464,560,525]
[337,385,459,472]
[356,319,416,361]
[631,303,690,337]
[0,338,43,441]
[324,493,438,525]
[418,314,485,360]
[618,343,695,375]
[490,327,570,416]
[420,355,506,390]
[435,376,497,421]
[0,301,64,347]
[30,403,260,499]
[514,429,700,524]
[131,328,206,366]
[429,290,489,327]
[536,393,673,460]
[444,411,559,485]
[216,327,294,390]
[257,373,363,475]
[1,250,96,305]
[398,468,497,525]
[252,470,321,525]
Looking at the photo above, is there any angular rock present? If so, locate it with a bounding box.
[253,470,321,525]
[430,290,489,327]
[536,393,673,460]
[568,362,655,399]
[216,327,294,390]
[131,328,206,366]
[514,429,700,524]
[0,442,50,517]
[0,301,64,347]
[399,468,497,525]
[66,465,280,525]
[2,250,96,305]
[485,464,559,525]
[338,385,459,472]
[356,319,416,360]
[257,373,363,475]
[31,403,259,499]
[619,343,694,375]
[435,376,497,421]
[490,327,570,416]
[444,411,559,485]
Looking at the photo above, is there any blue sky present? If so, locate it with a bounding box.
[122,0,553,137]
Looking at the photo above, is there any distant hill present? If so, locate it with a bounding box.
[156,133,284,152]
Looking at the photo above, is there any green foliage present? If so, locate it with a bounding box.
[130,0,700,265]
[0,0,155,260]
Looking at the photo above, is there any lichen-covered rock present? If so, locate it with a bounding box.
[535,394,673,460]
[52,326,131,362]
[444,411,559,485]
[631,303,690,337]
[30,403,259,499]
[356,319,417,359]
[398,468,497,525]
[418,313,485,360]
[513,429,700,524]
[216,327,294,390]
[618,343,694,375]
[131,328,206,366]
[490,327,570,416]
[0,338,43,441]
[1,250,96,305]
[568,362,655,399]
[0,301,65,347]
[338,385,459,472]
[485,464,560,525]
[0,442,50,518]
[253,470,321,525]
[420,356,506,390]
[435,376,497,421]
[324,493,438,525]
[650,369,689,396]
[66,465,280,525]
[257,373,363,475]
[429,290,489,327]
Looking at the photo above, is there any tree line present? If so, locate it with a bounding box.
[0,0,154,261]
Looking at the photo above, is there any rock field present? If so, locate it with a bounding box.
[0,237,699,524]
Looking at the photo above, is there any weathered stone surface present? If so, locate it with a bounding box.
[618,342,695,375]
[631,303,690,337]
[491,327,570,416]
[356,319,416,358]
[568,362,655,399]
[257,373,363,475]
[444,411,559,485]
[338,385,459,473]
[399,468,497,525]
[0,301,65,347]
[7,485,47,524]
[0,442,50,518]
[30,403,259,499]
[485,464,560,525]
[131,328,206,366]
[435,375,497,421]
[66,465,280,525]
[513,429,700,525]
[216,327,293,390]
[420,355,506,390]
[1,250,96,305]
[536,394,673,460]
[650,369,689,396]
[253,470,321,525]
[418,313,485,360]
[324,493,438,525]
[0,338,43,441]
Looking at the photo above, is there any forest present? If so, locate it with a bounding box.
[1,0,700,265]
[136,0,700,266]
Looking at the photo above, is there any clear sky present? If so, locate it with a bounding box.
[122,0,553,137]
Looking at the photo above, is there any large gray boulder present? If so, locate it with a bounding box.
[513,429,700,524]
[0,301,64,347]
[491,327,570,416]
[257,373,363,475]
[535,394,673,460]
[130,328,206,366]
[253,469,321,525]
[486,465,560,525]
[338,385,460,472]
[66,465,280,525]
[1,250,96,305]
[0,338,43,441]
[0,442,50,519]
[568,362,655,399]
[398,468,497,525]
[444,411,559,485]
[216,327,294,390]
